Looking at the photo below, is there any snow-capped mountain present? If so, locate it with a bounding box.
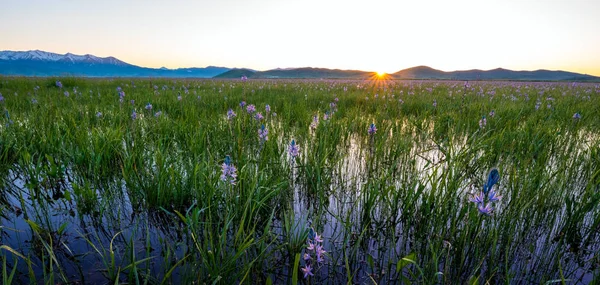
[0,50,231,77]
[0,50,130,66]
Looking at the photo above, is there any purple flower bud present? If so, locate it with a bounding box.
[227,109,236,120]
[288,140,299,158]
[368,123,377,135]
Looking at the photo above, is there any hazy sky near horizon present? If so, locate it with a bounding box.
[1,0,599,75]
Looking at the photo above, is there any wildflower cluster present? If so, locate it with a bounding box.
[258,125,268,144]
[227,109,236,120]
[118,88,125,103]
[469,169,501,215]
[479,116,487,128]
[220,155,237,185]
[368,123,377,135]
[289,139,299,158]
[310,115,319,131]
[301,228,327,279]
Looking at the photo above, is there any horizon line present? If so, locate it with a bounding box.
[1,49,599,77]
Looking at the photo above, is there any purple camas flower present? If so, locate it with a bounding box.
[130,100,135,105]
[488,189,502,202]
[301,265,314,278]
[303,228,326,277]
[479,116,487,128]
[119,90,125,98]
[131,110,137,120]
[310,115,319,130]
[56,81,63,88]
[240,101,246,108]
[241,75,248,82]
[573,112,581,119]
[323,112,330,121]
[31,98,37,104]
[489,110,495,117]
[316,245,326,263]
[314,233,323,243]
[433,100,437,107]
[177,95,182,101]
[289,139,299,158]
[155,111,162,117]
[96,112,102,118]
[227,109,236,120]
[469,192,485,204]
[246,104,256,113]
[258,125,268,143]
[220,155,237,185]
[478,203,493,216]
[368,123,377,135]
[469,168,502,216]
[265,104,271,113]
[0,93,4,102]
[254,112,264,121]
[145,103,152,110]
[64,91,69,97]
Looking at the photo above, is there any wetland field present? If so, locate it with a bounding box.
[0,77,599,284]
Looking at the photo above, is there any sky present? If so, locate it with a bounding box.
[1,0,599,75]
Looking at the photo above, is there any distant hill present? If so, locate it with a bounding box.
[391,66,599,81]
[0,50,230,78]
[213,68,256,79]
[214,67,376,79]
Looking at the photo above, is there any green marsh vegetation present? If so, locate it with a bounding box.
[0,77,599,284]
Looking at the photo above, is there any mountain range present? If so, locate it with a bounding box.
[1,50,598,82]
[0,50,229,78]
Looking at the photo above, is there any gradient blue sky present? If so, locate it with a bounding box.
[1,0,599,75]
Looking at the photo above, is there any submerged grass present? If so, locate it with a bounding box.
[0,77,599,284]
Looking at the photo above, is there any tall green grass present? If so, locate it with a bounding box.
[0,77,598,284]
